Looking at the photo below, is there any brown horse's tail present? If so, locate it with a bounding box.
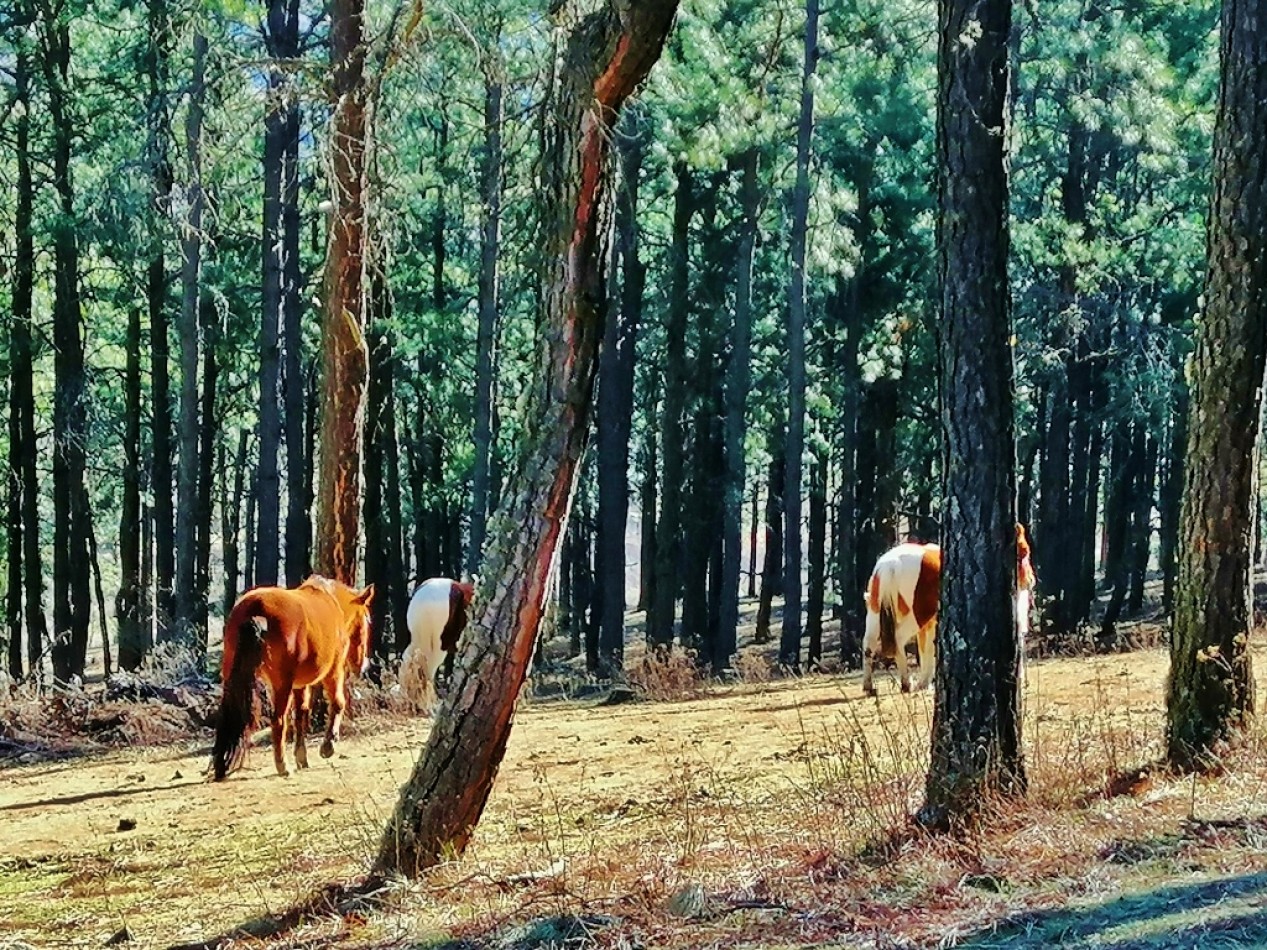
[211,596,266,781]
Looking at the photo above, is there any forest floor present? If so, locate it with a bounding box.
[4,607,1267,949]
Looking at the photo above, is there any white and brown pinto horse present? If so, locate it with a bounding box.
[399,577,475,711]
[861,524,1036,695]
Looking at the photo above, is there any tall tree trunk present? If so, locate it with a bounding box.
[920,0,1024,828]
[364,272,399,654]
[1166,0,1266,770]
[282,0,307,586]
[1127,431,1156,614]
[223,432,250,616]
[468,67,504,576]
[117,304,147,671]
[833,272,863,665]
[42,6,92,682]
[314,0,371,584]
[146,0,175,646]
[718,147,760,674]
[174,30,207,645]
[376,1,679,877]
[1160,382,1188,613]
[9,45,48,681]
[648,162,695,648]
[780,0,819,671]
[747,481,759,600]
[595,115,646,674]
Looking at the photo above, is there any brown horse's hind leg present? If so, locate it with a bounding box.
[292,686,312,770]
[320,671,347,759]
[271,677,295,777]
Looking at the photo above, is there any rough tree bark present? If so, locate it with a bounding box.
[194,296,219,641]
[314,0,371,584]
[117,304,148,671]
[375,0,680,877]
[919,0,1024,829]
[780,0,819,671]
[1166,0,1266,771]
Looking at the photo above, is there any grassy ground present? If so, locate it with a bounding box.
[4,628,1267,950]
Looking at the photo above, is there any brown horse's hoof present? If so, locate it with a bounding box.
[277,768,291,778]
[900,681,911,694]
[320,740,335,759]
[863,685,877,697]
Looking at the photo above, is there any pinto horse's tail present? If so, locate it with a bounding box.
[873,563,901,659]
[211,594,267,781]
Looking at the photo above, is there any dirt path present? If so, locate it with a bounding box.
[0,647,1228,947]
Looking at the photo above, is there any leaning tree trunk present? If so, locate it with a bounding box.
[313,0,371,584]
[174,29,207,646]
[1166,0,1267,771]
[376,0,680,877]
[919,0,1024,830]
[780,0,819,671]
[468,65,504,576]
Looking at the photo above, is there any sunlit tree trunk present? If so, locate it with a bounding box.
[376,0,680,877]
[314,0,370,584]
[920,0,1024,829]
[1166,0,1266,771]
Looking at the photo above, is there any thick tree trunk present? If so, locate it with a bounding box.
[595,117,645,674]
[648,163,695,649]
[920,0,1024,828]
[376,1,679,876]
[468,69,504,575]
[718,147,760,674]
[781,0,819,671]
[637,433,657,614]
[174,30,207,646]
[42,8,93,682]
[806,455,827,667]
[1166,0,1266,770]
[314,0,371,584]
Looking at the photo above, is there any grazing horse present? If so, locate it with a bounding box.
[861,524,1036,695]
[399,577,475,711]
[211,576,374,780]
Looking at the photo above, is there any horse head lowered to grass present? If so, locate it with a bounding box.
[210,576,374,780]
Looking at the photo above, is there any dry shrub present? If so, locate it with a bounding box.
[731,650,775,684]
[140,641,208,686]
[626,648,707,702]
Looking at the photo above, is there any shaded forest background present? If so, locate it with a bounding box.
[0,0,1223,686]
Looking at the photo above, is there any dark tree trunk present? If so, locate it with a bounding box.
[1127,431,1156,614]
[754,429,786,644]
[747,481,759,600]
[637,433,657,614]
[1166,0,1266,770]
[281,0,307,586]
[244,469,258,590]
[314,0,371,584]
[146,0,175,647]
[833,273,863,666]
[194,295,218,644]
[375,0,679,876]
[174,30,207,646]
[920,0,1024,828]
[1037,368,1071,636]
[42,7,93,682]
[781,0,819,671]
[1160,382,1188,613]
[718,147,760,673]
[8,45,48,681]
[806,454,828,667]
[595,116,646,674]
[364,272,402,655]
[117,304,148,671]
[649,163,695,648]
[468,69,504,575]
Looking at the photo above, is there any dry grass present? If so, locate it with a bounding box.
[4,635,1267,949]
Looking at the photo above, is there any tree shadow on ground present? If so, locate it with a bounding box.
[958,870,1267,949]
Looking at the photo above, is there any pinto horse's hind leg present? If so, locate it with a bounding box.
[319,672,348,759]
[292,686,312,770]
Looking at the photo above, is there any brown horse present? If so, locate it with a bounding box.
[211,576,374,780]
